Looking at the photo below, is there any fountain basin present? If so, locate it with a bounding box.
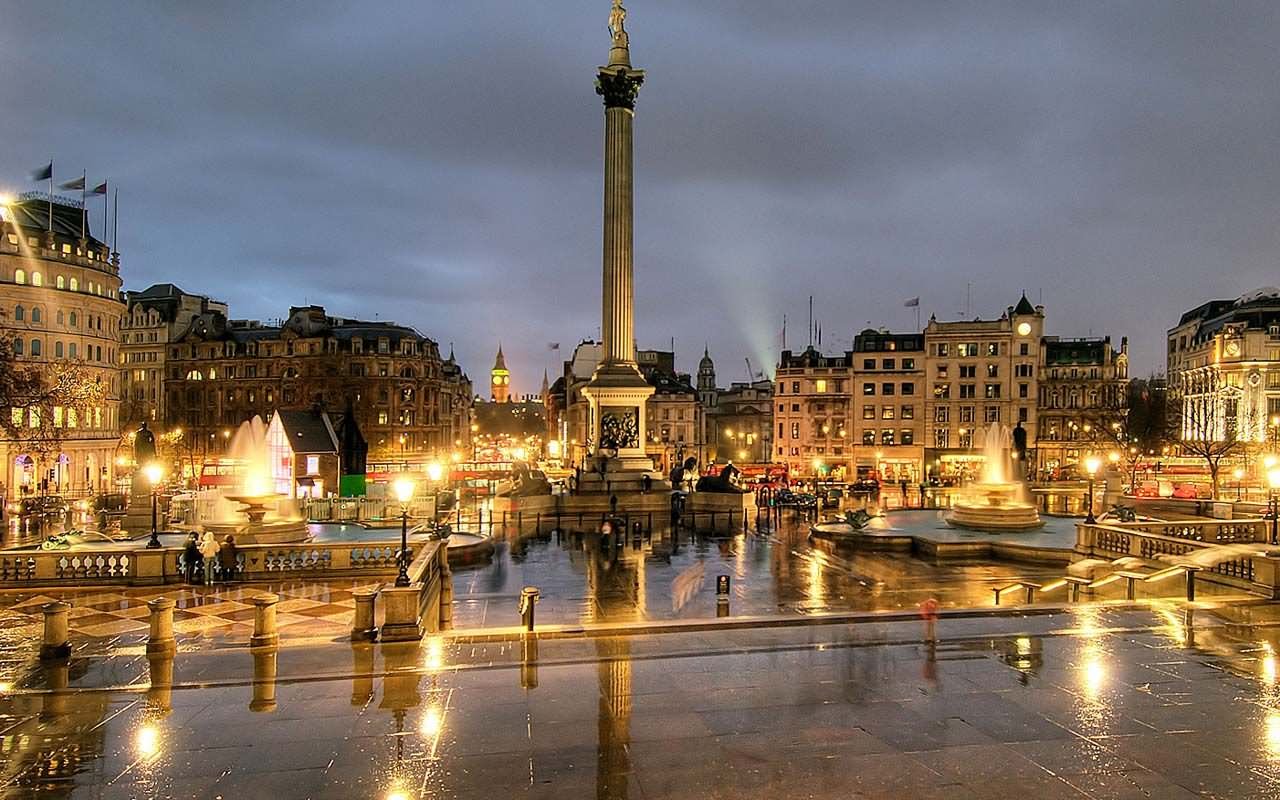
[946,483,1043,530]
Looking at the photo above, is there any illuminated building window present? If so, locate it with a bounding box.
[69,277,78,291]
[31,272,42,287]
[14,269,25,285]
[815,379,827,393]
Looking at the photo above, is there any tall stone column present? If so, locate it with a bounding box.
[599,78,640,368]
[583,1,655,469]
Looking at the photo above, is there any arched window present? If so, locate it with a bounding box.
[56,310,63,325]
[56,276,64,289]
[13,306,23,321]
[30,307,40,323]
[68,343,77,359]
[186,369,204,381]
[31,272,42,287]
[14,269,25,285]
[69,277,78,292]
[30,339,41,357]
[282,367,299,379]
[69,312,77,327]
[55,341,63,358]
[13,339,22,355]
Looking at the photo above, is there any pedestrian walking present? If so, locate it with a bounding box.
[219,534,238,583]
[183,533,202,584]
[198,531,220,585]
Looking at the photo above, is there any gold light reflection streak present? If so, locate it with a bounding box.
[807,553,825,607]
[1267,711,1280,762]
[423,637,445,672]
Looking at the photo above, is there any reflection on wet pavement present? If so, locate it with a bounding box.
[450,515,1239,627]
[4,607,1280,797]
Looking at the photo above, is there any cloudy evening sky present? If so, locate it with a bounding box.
[4,1,1280,393]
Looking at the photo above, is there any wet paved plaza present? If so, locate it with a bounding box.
[5,605,1280,797]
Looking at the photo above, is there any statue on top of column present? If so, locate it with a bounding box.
[608,0,628,45]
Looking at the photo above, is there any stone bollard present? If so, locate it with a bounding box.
[39,601,72,660]
[146,597,176,655]
[519,586,540,632]
[250,593,280,649]
[351,588,378,642]
[438,546,453,631]
[250,648,278,713]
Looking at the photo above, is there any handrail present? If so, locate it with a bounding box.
[994,562,1205,606]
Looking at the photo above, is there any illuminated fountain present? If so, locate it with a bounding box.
[945,423,1043,531]
[200,415,309,544]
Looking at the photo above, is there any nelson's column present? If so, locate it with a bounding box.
[581,0,660,484]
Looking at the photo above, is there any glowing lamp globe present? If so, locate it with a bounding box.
[143,462,164,486]
[393,476,415,504]
[426,462,443,482]
[1269,468,1280,492]
[1083,455,1102,476]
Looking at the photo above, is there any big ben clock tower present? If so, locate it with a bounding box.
[491,344,511,403]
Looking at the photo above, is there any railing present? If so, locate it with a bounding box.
[304,496,438,523]
[1077,520,1277,595]
[0,540,421,588]
[1129,519,1267,544]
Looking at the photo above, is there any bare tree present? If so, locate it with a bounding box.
[0,335,107,469]
[1175,382,1241,499]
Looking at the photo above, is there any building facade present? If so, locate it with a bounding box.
[163,305,471,464]
[774,347,853,479]
[120,283,227,427]
[695,349,773,465]
[922,296,1044,481]
[0,194,124,495]
[1168,289,1280,446]
[1035,336,1129,477]
[851,329,926,484]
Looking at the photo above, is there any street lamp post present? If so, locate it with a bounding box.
[1083,455,1101,525]
[1233,468,1245,501]
[1267,467,1280,546]
[143,462,164,549]
[393,475,415,587]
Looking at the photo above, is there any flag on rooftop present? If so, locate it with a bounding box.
[30,162,52,182]
[58,176,85,191]
[92,181,108,195]
[904,296,920,307]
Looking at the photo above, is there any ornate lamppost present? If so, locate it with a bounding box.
[1083,454,1101,524]
[393,475,415,587]
[144,462,164,549]
[1267,464,1280,546]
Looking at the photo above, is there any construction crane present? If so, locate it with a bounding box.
[745,357,756,383]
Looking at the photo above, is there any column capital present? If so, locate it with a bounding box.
[596,66,644,110]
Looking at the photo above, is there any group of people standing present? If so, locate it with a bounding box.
[182,532,238,585]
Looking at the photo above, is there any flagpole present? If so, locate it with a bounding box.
[112,187,119,255]
[47,160,53,234]
[79,170,86,240]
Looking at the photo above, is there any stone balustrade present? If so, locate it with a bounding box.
[0,540,430,588]
[1076,519,1280,597]
[303,495,439,523]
